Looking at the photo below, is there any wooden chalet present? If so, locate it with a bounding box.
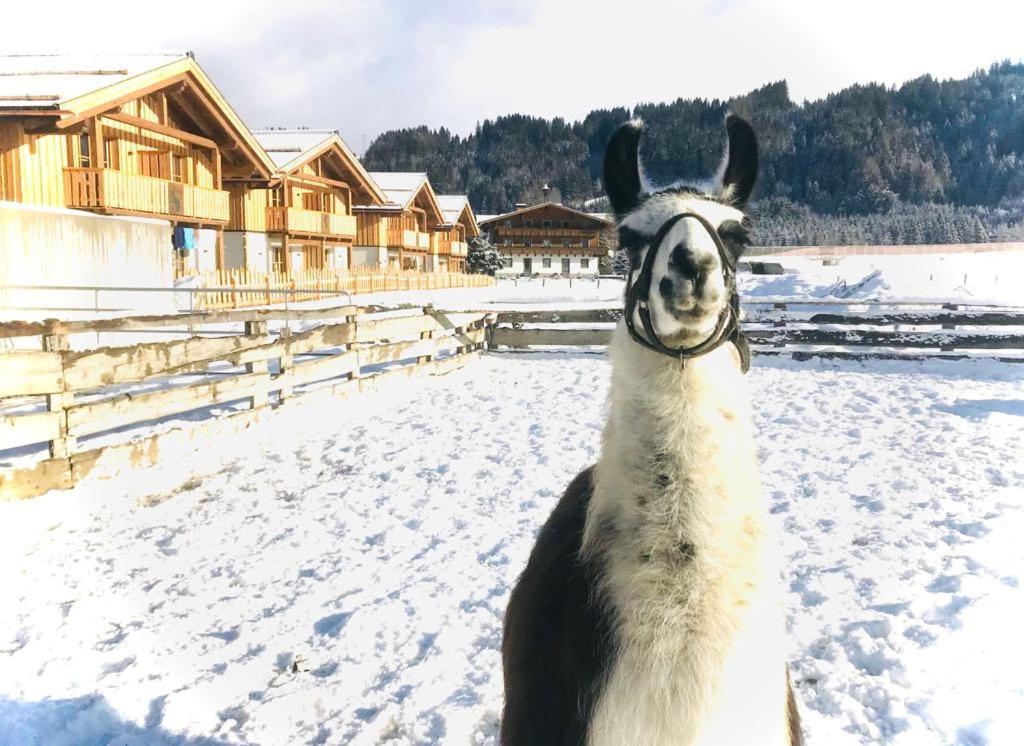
[478,202,612,276]
[227,129,387,273]
[434,195,478,273]
[354,172,446,271]
[0,52,274,274]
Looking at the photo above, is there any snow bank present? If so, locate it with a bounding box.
[1,353,1022,744]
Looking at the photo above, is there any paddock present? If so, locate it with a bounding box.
[0,350,1021,745]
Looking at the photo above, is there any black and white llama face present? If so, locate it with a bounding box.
[603,115,758,346]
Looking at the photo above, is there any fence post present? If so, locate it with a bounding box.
[278,326,294,401]
[43,331,76,460]
[941,302,958,352]
[245,320,270,409]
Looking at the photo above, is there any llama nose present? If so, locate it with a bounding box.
[669,243,703,283]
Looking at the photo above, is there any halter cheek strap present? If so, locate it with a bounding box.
[623,211,750,374]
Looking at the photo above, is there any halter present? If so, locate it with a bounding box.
[623,211,750,373]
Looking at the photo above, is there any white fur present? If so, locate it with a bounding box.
[622,193,744,343]
[582,195,791,745]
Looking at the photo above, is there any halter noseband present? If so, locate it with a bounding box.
[623,211,750,373]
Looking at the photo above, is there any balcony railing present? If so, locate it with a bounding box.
[267,207,357,238]
[64,168,229,223]
[493,226,598,238]
[451,241,467,256]
[386,227,426,250]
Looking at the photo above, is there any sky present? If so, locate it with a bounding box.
[4,0,1024,153]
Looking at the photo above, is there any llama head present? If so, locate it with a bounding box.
[603,115,757,348]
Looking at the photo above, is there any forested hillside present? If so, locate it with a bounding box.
[363,62,1024,244]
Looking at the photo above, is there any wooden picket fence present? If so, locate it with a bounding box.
[0,306,491,500]
[487,300,1024,362]
[194,267,494,310]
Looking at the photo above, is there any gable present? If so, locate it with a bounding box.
[480,202,611,231]
[2,54,274,179]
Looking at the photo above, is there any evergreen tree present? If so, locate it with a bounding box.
[466,236,504,276]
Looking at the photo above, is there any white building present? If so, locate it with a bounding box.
[478,202,612,277]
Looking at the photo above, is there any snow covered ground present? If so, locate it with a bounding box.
[1,352,1023,745]
[352,249,1024,310]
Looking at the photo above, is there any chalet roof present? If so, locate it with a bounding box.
[367,172,429,208]
[0,52,189,108]
[0,51,275,178]
[436,195,480,237]
[477,201,614,228]
[252,128,386,205]
[363,172,445,224]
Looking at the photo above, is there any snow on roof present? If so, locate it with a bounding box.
[436,195,470,224]
[251,128,337,169]
[477,201,613,227]
[0,52,189,109]
[367,172,428,207]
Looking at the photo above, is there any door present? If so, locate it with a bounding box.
[522,257,532,275]
[562,258,571,274]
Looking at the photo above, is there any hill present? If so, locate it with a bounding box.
[363,62,1024,244]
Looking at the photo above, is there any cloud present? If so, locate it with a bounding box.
[4,0,1023,150]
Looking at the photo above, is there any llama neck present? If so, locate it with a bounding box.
[584,323,765,564]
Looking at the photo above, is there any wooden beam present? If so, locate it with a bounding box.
[103,111,218,149]
[286,172,349,190]
[56,71,191,129]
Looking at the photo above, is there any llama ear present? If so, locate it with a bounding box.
[720,114,758,207]
[603,120,644,218]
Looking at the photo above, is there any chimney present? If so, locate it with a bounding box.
[514,202,527,210]
[541,183,551,200]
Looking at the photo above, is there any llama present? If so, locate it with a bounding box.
[501,115,801,746]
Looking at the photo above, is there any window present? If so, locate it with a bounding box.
[504,220,512,228]
[562,239,570,247]
[524,240,532,247]
[170,153,187,183]
[581,258,590,268]
[562,220,571,229]
[524,219,533,228]
[77,132,91,167]
[581,239,590,248]
[542,258,552,268]
[504,256,513,267]
[542,239,551,247]
[504,238,511,246]
[102,138,118,169]
[270,187,284,207]
[542,220,552,228]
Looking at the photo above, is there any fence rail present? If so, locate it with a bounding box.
[486,301,1024,361]
[5,297,1024,501]
[0,306,491,500]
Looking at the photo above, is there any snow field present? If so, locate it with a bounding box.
[1,352,1022,744]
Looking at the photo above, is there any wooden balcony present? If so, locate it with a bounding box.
[64,168,229,223]
[267,207,357,239]
[452,240,467,257]
[386,227,430,251]
[493,226,597,239]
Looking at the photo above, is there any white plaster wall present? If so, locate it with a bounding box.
[496,253,600,277]
[0,201,175,319]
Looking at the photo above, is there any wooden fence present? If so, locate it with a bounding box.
[487,300,1024,362]
[194,268,494,310]
[0,306,491,500]
[4,298,1023,500]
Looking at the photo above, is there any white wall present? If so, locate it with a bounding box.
[195,228,218,273]
[0,201,175,319]
[496,253,600,277]
[353,245,386,267]
[327,244,349,270]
